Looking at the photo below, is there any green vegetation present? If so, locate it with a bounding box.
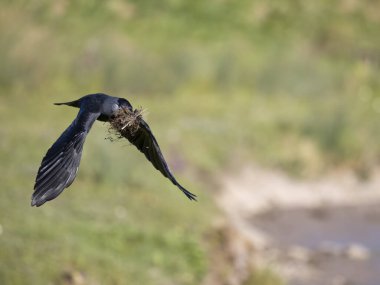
[0,0,379,284]
[245,268,284,285]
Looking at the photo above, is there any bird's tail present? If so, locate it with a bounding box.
[54,99,81,108]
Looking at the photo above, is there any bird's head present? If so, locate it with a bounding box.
[106,97,134,118]
[116,98,133,112]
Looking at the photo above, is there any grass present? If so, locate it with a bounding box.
[0,0,379,284]
[245,268,284,285]
[0,93,216,285]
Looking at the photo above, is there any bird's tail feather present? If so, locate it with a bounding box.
[54,99,81,108]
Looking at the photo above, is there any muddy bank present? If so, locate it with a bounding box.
[217,166,380,285]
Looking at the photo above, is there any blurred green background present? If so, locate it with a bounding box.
[0,0,379,284]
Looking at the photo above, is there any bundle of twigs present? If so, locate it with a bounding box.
[107,107,144,141]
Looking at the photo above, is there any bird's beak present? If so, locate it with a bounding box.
[54,99,81,108]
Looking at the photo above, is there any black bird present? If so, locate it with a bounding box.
[32,93,196,207]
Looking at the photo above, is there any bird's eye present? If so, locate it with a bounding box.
[111,103,119,112]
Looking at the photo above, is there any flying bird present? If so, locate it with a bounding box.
[32,93,196,207]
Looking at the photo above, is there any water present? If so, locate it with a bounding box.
[252,203,380,285]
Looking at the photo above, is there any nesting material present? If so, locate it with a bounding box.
[107,107,145,141]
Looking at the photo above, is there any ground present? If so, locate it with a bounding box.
[218,165,380,285]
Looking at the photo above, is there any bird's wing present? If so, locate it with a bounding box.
[122,119,196,200]
[32,110,100,207]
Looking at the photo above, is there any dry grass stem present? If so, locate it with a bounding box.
[106,107,145,142]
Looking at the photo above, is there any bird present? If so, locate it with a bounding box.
[31,93,196,207]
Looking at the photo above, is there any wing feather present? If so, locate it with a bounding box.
[121,119,196,200]
[32,110,99,207]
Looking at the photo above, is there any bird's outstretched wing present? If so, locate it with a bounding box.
[122,119,197,200]
[32,110,100,207]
